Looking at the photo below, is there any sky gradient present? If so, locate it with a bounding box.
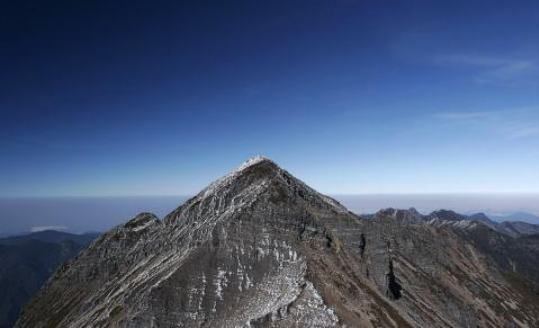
[1,0,538,196]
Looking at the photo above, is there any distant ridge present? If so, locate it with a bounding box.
[0,230,100,246]
[0,231,100,328]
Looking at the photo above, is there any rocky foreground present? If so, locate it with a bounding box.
[16,157,539,327]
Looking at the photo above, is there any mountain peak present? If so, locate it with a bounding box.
[197,155,279,199]
[214,155,279,185]
[164,156,348,225]
[235,155,273,170]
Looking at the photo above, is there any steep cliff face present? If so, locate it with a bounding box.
[17,157,539,328]
[375,208,539,295]
[458,223,539,294]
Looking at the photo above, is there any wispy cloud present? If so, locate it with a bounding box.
[434,54,539,86]
[434,111,495,120]
[433,107,539,139]
[434,54,508,67]
[507,126,539,139]
[389,32,538,86]
[30,225,68,232]
[475,60,538,85]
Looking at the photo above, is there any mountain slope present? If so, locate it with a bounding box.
[498,221,539,237]
[16,157,539,328]
[457,223,539,294]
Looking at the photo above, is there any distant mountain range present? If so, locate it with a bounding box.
[0,230,99,247]
[15,157,539,328]
[369,208,539,238]
[488,211,539,225]
[0,231,100,328]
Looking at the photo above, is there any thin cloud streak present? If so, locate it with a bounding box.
[508,126,539,139]
[435,54,538,85]
[434,111,496,120]
[434,54,508,67]
[389,31,538,85]
[433,107,539,140]
[475,60,539,85]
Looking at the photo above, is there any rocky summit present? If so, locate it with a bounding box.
[16,157,539,328]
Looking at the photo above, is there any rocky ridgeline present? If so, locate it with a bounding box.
[378,207,539,237]
[16,157,539,328]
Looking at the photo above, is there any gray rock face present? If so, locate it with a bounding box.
[375,208,424,225]
[16,157,539,328]
[457,223,539,294]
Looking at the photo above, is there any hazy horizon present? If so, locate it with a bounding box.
[1,193,538,236]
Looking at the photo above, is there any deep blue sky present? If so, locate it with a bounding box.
[1,0,538,196]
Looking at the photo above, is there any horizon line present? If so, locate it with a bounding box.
[1,192,538,198]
